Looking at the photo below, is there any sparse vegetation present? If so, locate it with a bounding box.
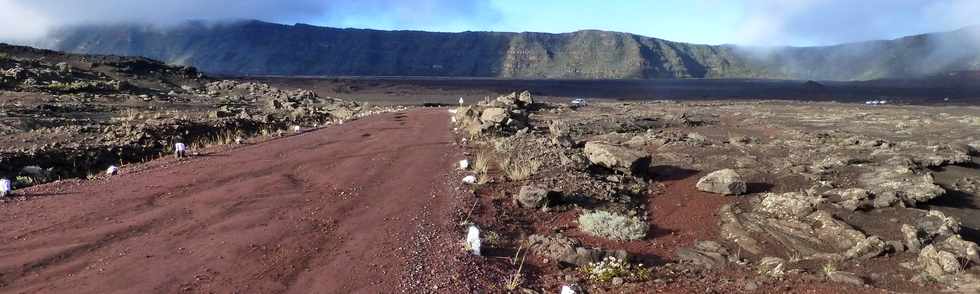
[453,106,484,139]
[822,261,838,275]
[13,176,34,188]
[757,257,787,278]
[473,149,492,176]
[498,153,542,181]
[505,243,528,290]
[482,230,502,247]
[46,80,120,93]
[580,256,651,284]
[494,137,542,181]
[577,210,648,241]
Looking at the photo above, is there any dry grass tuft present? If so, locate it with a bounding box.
[505,243,528,290]
[499,154,542,181]
[473,149,492,175]
[453,106,485,139]
[494,137,542,181]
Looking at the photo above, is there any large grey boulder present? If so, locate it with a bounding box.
[479,107,509,125]
[696,169,747,195]
[515,185,556,209]
[583,142,650,174]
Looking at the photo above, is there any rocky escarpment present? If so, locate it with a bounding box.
[39,20,980,81]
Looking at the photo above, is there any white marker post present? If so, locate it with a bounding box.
[458,97,464,106]
[0,178,11,197]
[466,225,481,256]
[174,142,187,159]
[560,285,576,294]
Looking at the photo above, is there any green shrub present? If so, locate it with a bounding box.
[578,210,648,241]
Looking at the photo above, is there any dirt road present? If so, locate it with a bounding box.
[0,109,466,293]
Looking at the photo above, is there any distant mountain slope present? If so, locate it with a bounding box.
[40,20,980,81]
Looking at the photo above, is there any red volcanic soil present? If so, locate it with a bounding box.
[0,109,472,293]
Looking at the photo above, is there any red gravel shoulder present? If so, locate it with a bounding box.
[0,109,469,293]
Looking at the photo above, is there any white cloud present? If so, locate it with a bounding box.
[733,0,980,46]
[0,0,499,42]
[0,0,53,41]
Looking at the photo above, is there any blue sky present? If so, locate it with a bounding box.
[3,0,980,46]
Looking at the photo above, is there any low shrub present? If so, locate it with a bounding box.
[13,175,34,188]
[580,256,651,284]
[578,210,648,241]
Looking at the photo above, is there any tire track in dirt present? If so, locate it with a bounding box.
[0,109,463,293]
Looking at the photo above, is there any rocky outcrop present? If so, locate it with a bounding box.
[824,188,872,211]
[527,234,628,266]
[675,241,734,269]
[720,196,888,261]
[858,166,945,206]
[453,91,533,137]
[756,192,821,219]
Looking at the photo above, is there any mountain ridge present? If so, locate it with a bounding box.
[40,20,980,81]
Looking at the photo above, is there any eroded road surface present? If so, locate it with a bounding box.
[0,109,462,293]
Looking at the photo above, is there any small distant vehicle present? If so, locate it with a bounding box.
[571,98,587,107]
[864,99,888,105]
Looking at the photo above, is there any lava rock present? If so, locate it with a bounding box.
[515,185,558,209]
[527,234,627,266]
[696,169,748,195]
[479,107,509,125]
[583,142,651,174]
